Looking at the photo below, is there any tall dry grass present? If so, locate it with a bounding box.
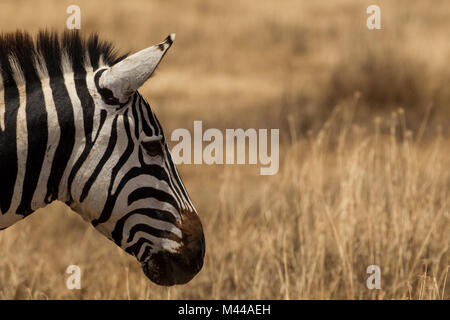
[0,106,448,299]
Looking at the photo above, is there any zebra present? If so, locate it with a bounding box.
[0,30,205,286]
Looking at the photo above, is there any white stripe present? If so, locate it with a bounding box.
[70,116,115,204]
[9,84,27,213]
[88,71,104,144]
[8,55,25,87]
[113,174,182,221]
[60,51,73,76]
[164,157,191,211]
[98,54,105,68]
[122,213,182,247]
[58,71,85,200]
[84,56,102,144]
[109,117,138,195]
[137,243,152,261]
[126,232,180,254]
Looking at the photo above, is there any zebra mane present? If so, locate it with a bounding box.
[0,30,128,89]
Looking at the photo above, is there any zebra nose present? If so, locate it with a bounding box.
[142,210,205,286]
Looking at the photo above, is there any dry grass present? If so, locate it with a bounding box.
[1,107,449,299]
[0,0,449,299]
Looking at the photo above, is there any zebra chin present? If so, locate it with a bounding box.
[141,211,205,286]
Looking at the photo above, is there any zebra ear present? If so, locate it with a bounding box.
[95,34,175,105]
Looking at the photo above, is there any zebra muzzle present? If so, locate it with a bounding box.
[142,211,205,286]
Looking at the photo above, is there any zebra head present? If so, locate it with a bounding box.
[70,34,205,286]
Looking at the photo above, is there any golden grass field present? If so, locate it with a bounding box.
[0,0,449,299]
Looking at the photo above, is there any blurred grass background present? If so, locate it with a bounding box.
[0,0,448,299]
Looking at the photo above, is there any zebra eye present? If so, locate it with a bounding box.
[142,136,163,157]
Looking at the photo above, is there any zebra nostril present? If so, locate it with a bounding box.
[142,247,204,286]
[142,252,175,286]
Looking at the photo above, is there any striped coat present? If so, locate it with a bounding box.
[0,31,204,286]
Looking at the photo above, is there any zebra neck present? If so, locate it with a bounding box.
[0,75,86,217]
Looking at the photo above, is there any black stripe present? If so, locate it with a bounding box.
[111,208,178,245]
[91,164,174,226]
[107,108,134,195]
[36,31,76,204]
[126,224,180,243]
[141,246,152,262]
[148,110,190,209]
[93,110,107,142]
[68,70,106,201]
[144,110,186,210]
[135,135,183,211]
[146,99,162,137]
[16,80,48,216]
[165,34,173,46]
[125,237,154,260]
[128,187,179,210]
[130,94,140,138]
[44,77,75,203]
[138,145,183,212]
[139,94,158,137]
[165,145,193,209]
[94,68,130,108]
[162,154,185,210]
[80,115,118,202]
[139,104,154,137]
[0,76,19,214]
[75,78,94,141]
